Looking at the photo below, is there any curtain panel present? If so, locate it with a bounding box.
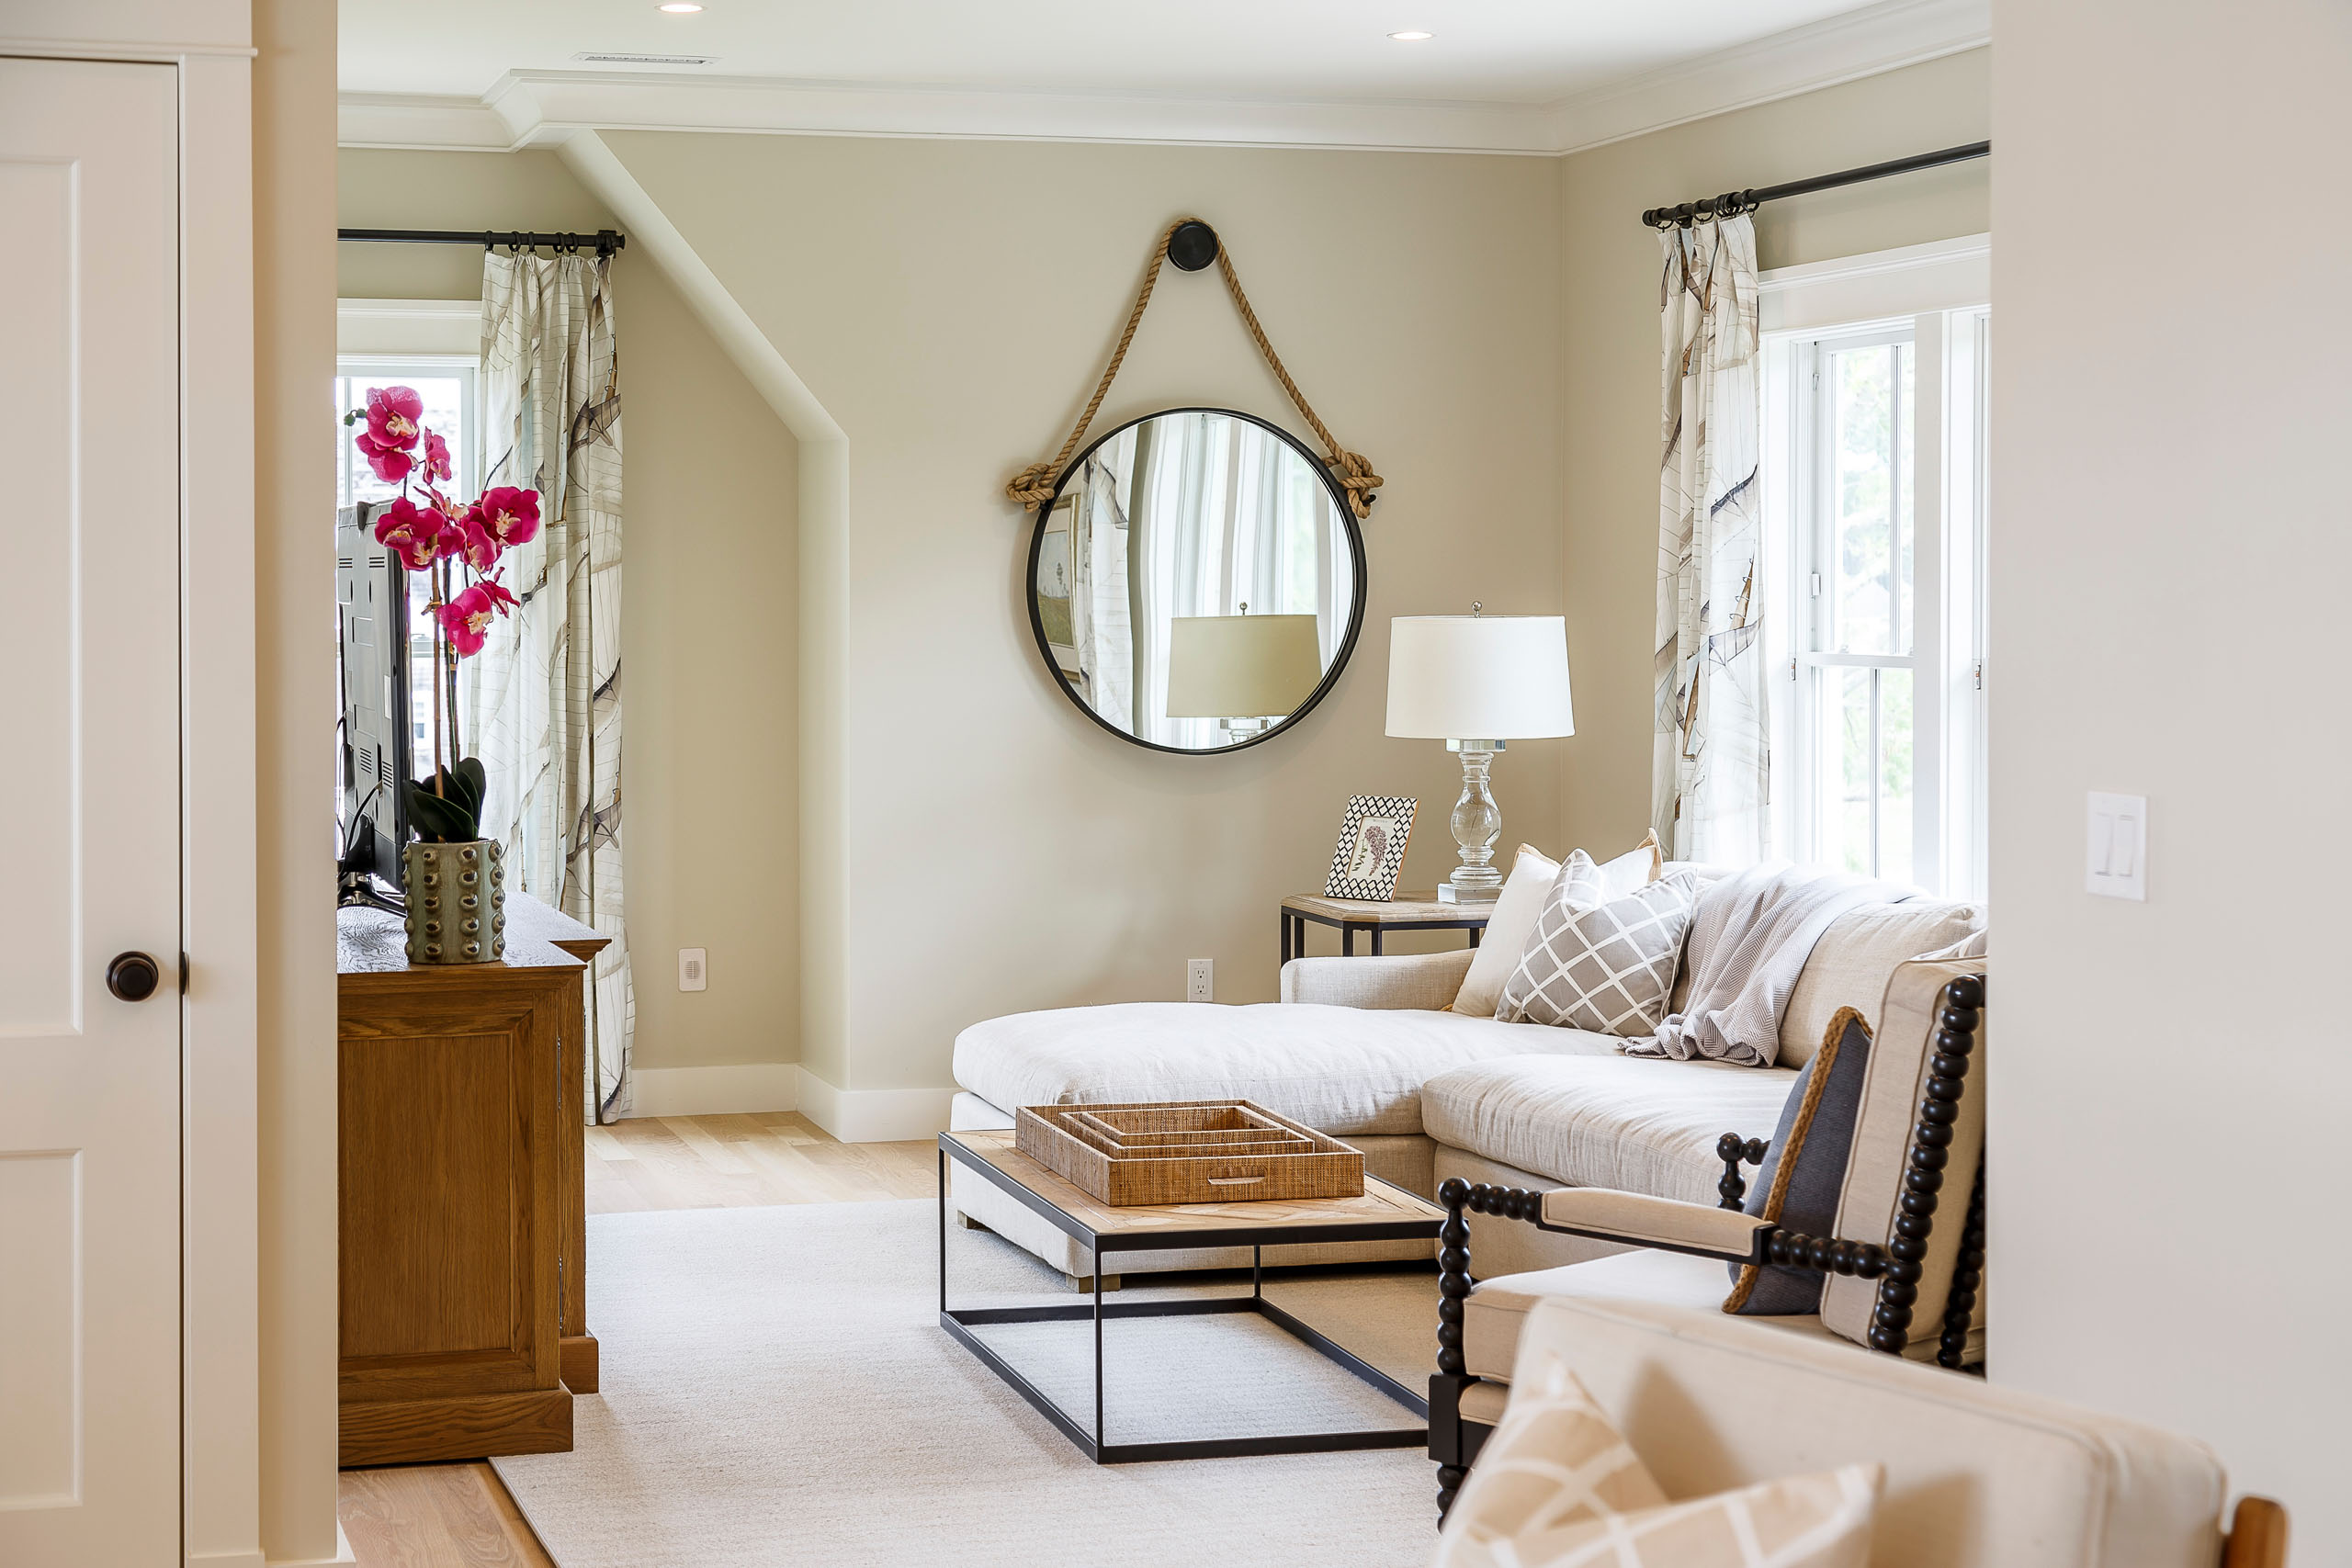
[1653,214,1770,864]
[466,251,633,1120]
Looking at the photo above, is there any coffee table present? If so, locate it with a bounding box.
[939,1129,1444,1463]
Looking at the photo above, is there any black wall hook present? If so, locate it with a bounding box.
[1168,220,1220,272]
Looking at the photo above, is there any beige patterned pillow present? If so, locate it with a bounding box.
[1438,1350,1883,1568]
[1498,871,1696,1034]
[1434,1359,1667,1562]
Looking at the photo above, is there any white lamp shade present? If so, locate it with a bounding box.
[1385,615,1575,739]
[1165,614,1325,717]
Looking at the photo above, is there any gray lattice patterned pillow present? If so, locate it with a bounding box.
[1497,872,1697,1034]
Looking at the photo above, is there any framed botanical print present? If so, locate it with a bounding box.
[1325,794,1418,900]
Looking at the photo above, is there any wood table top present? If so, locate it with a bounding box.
[1281,891,1492,923]
[337,890,607,977]
[944,1128,1445,1241]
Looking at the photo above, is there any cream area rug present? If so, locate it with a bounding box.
[493,1200,1445,1568]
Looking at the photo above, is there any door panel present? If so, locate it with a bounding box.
[0,56,183,1566]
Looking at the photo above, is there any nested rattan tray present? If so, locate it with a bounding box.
[1014,1100,1363,1206]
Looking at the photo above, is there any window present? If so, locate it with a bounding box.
[334,355,481,756]
[1761,245,1989,898]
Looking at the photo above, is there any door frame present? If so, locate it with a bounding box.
[0,16,299,1568]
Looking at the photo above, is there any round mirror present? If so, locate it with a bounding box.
[1028,408,1365,753]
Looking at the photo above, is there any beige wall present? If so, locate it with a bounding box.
[1555,49,1991,851]
[338,149,802,1072]
[1991,4,2347,1561]
[254,2,341,1560]
[593,130,1566,1092]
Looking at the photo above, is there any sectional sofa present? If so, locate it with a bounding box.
[949,856,1984,1288]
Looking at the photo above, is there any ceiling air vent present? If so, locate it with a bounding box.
[573,52,718,66]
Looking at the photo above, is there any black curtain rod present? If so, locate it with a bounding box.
[1641,141,1989,230]
[337,227,627,255]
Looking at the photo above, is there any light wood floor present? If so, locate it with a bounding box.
[341,1111,936,1568]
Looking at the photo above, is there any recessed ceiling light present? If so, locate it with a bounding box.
[658,3,704,12]
[1388,30,1433,40]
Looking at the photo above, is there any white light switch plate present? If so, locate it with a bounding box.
[1186,958,1214,1003]
[2086,793,2147,901]
[678,947,708,991]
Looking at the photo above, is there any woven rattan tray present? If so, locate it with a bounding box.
[1014,1100,1363,1206]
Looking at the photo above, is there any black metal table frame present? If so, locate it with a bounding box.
[1280,906,1487,961]
[938,1135,1439,1463]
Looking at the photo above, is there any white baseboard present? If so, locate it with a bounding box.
[258,1522,356,1567]
[793,1069,957,1145]
[625,1063,802,1118]
[618,1063,953,1142]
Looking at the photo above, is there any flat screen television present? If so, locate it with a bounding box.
[336,501,411,903]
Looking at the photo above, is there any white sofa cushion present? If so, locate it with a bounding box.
[1424,1053,1794,1206]
[952,1001,1619,1138]
[1778,899,1983,1067]
[1465,1251,1838,1379]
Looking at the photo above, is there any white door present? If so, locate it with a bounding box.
[0,56,184,1567]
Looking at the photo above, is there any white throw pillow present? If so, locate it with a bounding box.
[1451,834,1660,1018]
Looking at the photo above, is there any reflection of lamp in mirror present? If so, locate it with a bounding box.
[1167,606,1323,739]
[1385,606,1575,903]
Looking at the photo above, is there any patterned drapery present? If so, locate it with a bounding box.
[465,252,632,1120]
[1654,215,1769,863]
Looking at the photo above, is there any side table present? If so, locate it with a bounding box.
[1280,891,1490,963]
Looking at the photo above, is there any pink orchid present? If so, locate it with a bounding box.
[421,429,452,483]
[475,486,542,548]
[437,585,495,656]
[478,578,519,616]
[364,386,424,451]
[372,497,448,571]
[356,430,413,485]
[456,514,504,573]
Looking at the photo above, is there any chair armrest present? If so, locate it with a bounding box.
[1541,1189,1773,1259]
[1280,949,1475,1010]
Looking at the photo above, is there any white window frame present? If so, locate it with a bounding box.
[1760,235,1990,899]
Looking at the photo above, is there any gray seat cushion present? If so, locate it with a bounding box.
[952,1001,1618,1137]
[1422,1052,1795,1205]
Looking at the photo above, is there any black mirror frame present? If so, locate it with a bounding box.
[1025,406,1369,757]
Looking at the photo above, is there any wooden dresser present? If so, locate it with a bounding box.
[336,893,606,1466]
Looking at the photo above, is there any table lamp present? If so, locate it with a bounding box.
[1385,607,1575,903]
[1167,609,1323,738]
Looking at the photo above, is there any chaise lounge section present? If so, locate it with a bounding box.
[949,860,1982,1289]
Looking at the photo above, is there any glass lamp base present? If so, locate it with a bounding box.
[1436,881,1501,905]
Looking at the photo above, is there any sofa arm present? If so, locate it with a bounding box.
[1280,948,1475,1010]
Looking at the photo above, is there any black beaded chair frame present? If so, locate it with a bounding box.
[1430,973,1985,1520]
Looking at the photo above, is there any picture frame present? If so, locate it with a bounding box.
[1035,493,1078,671]
[1324,794,1418,901]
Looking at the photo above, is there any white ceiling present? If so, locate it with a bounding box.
[335,0,1989,154]
[347,0,1878,104]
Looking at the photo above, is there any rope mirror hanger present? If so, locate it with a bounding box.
[1002,218,1384,521]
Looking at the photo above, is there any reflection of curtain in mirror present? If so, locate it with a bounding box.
[1130,413,1214,748]
[1230,423,1348,667]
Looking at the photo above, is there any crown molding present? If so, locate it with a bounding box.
[336,0,1989,158]
[1544,0,1989,154]
[346,72,1558,155]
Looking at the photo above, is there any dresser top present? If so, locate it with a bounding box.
[337,890,608,976]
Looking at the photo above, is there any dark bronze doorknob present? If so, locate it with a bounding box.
[107,952,162,1002]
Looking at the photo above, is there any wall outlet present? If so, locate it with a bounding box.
[1186,958,1214,1003]
[2086,793,2148,901]
[678,947,708,991]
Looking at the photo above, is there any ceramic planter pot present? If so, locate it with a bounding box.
[401,839,506,964]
